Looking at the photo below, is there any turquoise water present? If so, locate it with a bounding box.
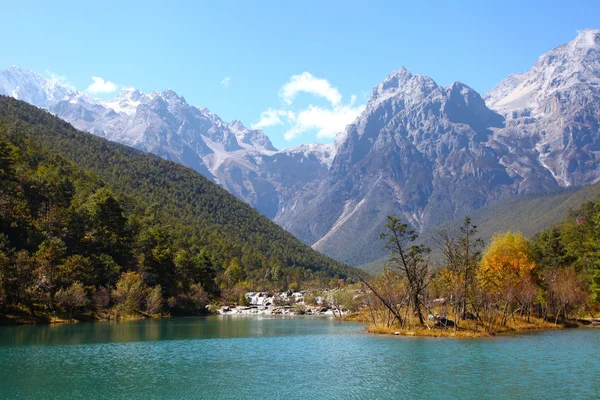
[0,317,599,399]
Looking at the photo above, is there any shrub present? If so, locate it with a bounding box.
[92,286,110,311]
[112,272,146,316]
[55,282,88,319]
[146,285,163,315]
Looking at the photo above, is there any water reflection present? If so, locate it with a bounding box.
[0,316,349,346]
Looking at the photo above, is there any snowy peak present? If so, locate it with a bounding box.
[98,87,142,115]
[65,91,98,105]
[115,87,142,102]
[485,29,600,113]
[280,142,336,167]
[378,66,413,91]
[229,119,245,131]
[570,28,600,50]
[0,66,73,107]
[482,28,600,188]
[367,67,439,109]
[159,88,187,105]
[228,119,277,152]
[358,69,496,137]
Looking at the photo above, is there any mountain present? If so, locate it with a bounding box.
[484,28,600,187]
[0,66,71,107]
[2,30,600,267]
[277,30,600,266]
[277,68,553,265]
[51,88,281,182]
[0,67,335,221]
[0,96,354,284]
[361,179,600,274]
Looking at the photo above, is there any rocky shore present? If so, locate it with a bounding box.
[216,305,338,316]
[216,291,344,316]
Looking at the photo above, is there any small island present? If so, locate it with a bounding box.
[342,214,600,337]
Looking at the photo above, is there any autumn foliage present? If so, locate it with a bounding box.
[478,232,537,294]
[364,215,596,337]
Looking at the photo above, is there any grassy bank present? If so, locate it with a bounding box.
[345,310,596,338]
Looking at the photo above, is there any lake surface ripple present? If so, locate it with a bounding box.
[0,316,598,399]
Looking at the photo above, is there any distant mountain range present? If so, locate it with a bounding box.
[2,29,600,266]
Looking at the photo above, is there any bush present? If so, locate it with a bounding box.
[112,272,146,316]
[173,284,210,315]
[146,285,163,315]
[55,282,88,319]
[92,287,110,311]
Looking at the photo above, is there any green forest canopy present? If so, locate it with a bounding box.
[0,96,356,320]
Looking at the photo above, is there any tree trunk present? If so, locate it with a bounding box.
[357,275,404,326]
[414,292,424,325]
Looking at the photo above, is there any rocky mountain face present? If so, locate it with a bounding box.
[280,29,600,265]
[485,28,600,187]
[1,29,599,266]
[276,69,558,265]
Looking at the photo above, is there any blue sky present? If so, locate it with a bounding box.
[2,0,599,149]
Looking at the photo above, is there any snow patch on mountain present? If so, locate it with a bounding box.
[279,142,336,167]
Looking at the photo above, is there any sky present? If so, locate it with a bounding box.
[2,0,599,149]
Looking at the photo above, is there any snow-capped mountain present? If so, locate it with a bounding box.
[485,29,600,113]
[484,28,600,187]
[0,66,71,107]
[0,67,333,219]
[276,68,549,265]
[2,29,600,266]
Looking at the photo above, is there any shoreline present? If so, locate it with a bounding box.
[0,305,342,326]
[362,318,600,338]
[2,309,599,340]
[0,312,342,327]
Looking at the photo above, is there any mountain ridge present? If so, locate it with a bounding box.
[2,29,600,266]
[284,29,600,265]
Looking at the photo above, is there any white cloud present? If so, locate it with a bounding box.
[279,72,342,106]
[252,108,295,129]
[45,71,76,91]
[284,103,365,140]
[254,72,365,141]
[86,76,117,94]
[221,76,231,88]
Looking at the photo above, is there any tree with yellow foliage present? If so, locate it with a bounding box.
[477,232,537,328]
[478,232,537,294]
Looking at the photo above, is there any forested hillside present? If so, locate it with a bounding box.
[0,96,353,322]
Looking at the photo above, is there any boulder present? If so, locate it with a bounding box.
[435,317,455,328]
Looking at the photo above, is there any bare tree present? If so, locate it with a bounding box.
[359,269,408,328]
[357,271,406,326]
[433,217,483,323]
[547,268,587,323]
[380,216,430,325]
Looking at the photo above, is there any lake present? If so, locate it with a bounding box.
[0,316,598,399]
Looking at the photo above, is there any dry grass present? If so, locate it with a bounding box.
[338,310,371,322]
[364,313,569,338]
